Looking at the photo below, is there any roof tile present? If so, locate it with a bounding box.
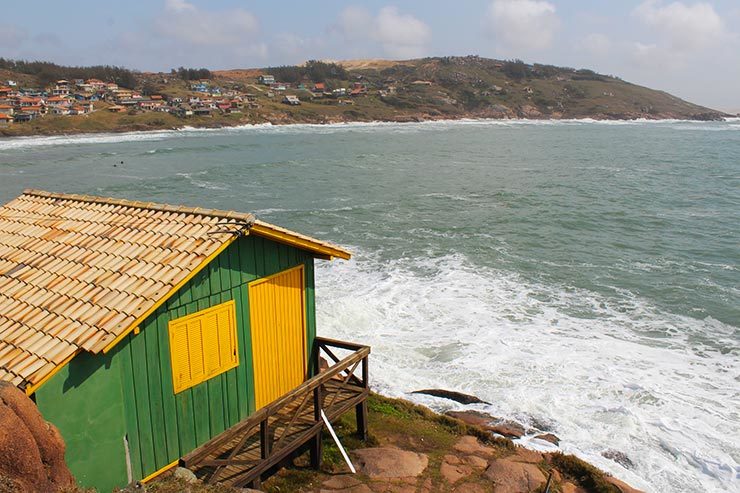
[0,189,349,390]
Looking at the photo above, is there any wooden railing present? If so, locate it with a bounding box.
[180,337,370,488]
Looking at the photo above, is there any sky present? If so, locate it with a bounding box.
[1,0,739,111]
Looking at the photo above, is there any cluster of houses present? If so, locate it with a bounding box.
[0,72,375,125]
[106,86,260,118]
[0,79,106,124]
[0,77,262,124]
[257,75,369,105]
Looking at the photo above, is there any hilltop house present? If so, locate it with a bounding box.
[258,74,275,85]
[0,190,367,492]
[12,112,34,122]
[52,84,70,96]
[282,95,300,105]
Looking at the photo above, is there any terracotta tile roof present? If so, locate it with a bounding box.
[0,189,350,391]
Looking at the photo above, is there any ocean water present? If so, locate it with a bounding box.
[1,119,738,492]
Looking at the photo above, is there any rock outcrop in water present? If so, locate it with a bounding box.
[412,388,490,405]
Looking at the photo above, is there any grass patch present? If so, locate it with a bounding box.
[550,453,620,493]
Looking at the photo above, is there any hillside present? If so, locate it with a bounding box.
[0,56,727,137]
[218,56,723,121]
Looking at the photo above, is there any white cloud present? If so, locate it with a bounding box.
[156,0,260,47]
[0,24,28,50]
[164,0,195,13]
[633,1,727,51]
[335,6,374,43]
[334,6,431,59]
[375,7,431,58]
[108,0,267,70]
[579,33,612,57]
[485,0,559,52]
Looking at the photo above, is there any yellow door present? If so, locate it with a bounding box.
[249,265,307,409]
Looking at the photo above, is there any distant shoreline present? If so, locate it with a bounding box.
[0,112,733,140]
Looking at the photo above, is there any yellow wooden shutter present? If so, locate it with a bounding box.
[168,300,238,394]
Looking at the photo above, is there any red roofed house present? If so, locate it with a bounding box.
[18,97,43,107]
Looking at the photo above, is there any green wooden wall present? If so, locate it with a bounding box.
[35,235,317,491]
[33,349,128,493]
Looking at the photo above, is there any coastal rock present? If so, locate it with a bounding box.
[173,467,197,483]
[465,455,489,469]
[442,454,461,465]
[452,436,496,457]
[485,104,515,119]
[534,433,560,446]
[453,483,487,493]
[602,449,635,469]
[322,475,362,489]
[490,419,525,439]
[365,477,418,493]
[412,389,490,405]
[484,459,547,492]
[352,447,428,478]
[520,105,543,118]
[440,457,472,484]
[0,382,74,492]
[512,447,544,464]
[606,476,645,493]
[445,409,497,428]
[561,482,586,493]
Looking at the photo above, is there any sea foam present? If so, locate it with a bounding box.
[315,250,739,493]
[2,118,738,151]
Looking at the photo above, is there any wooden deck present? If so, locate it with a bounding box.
[180,337,370,488]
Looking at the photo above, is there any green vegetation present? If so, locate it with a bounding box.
[550,453,621,493]
[173,67,213,80]
[265,60,348,84]
[0,58,136,88]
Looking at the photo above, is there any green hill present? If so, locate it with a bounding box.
[0,56,727,137]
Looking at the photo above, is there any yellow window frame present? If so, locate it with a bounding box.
[168,300,239,394]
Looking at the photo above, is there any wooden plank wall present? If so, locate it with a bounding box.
[119,235,317,481]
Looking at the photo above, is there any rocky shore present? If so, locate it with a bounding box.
[0,381,644,492]
[138,392,644,493]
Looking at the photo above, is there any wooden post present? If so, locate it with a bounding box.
[362,354,369,388]
[355,400,368,441]
[357,354,369,440]
[310,385,323,470]
[310,340,320,377]
[260,419,271,459]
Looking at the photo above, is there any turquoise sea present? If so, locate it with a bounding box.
[1,119,738,492]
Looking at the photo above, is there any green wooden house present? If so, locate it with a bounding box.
[0,190,354,492]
